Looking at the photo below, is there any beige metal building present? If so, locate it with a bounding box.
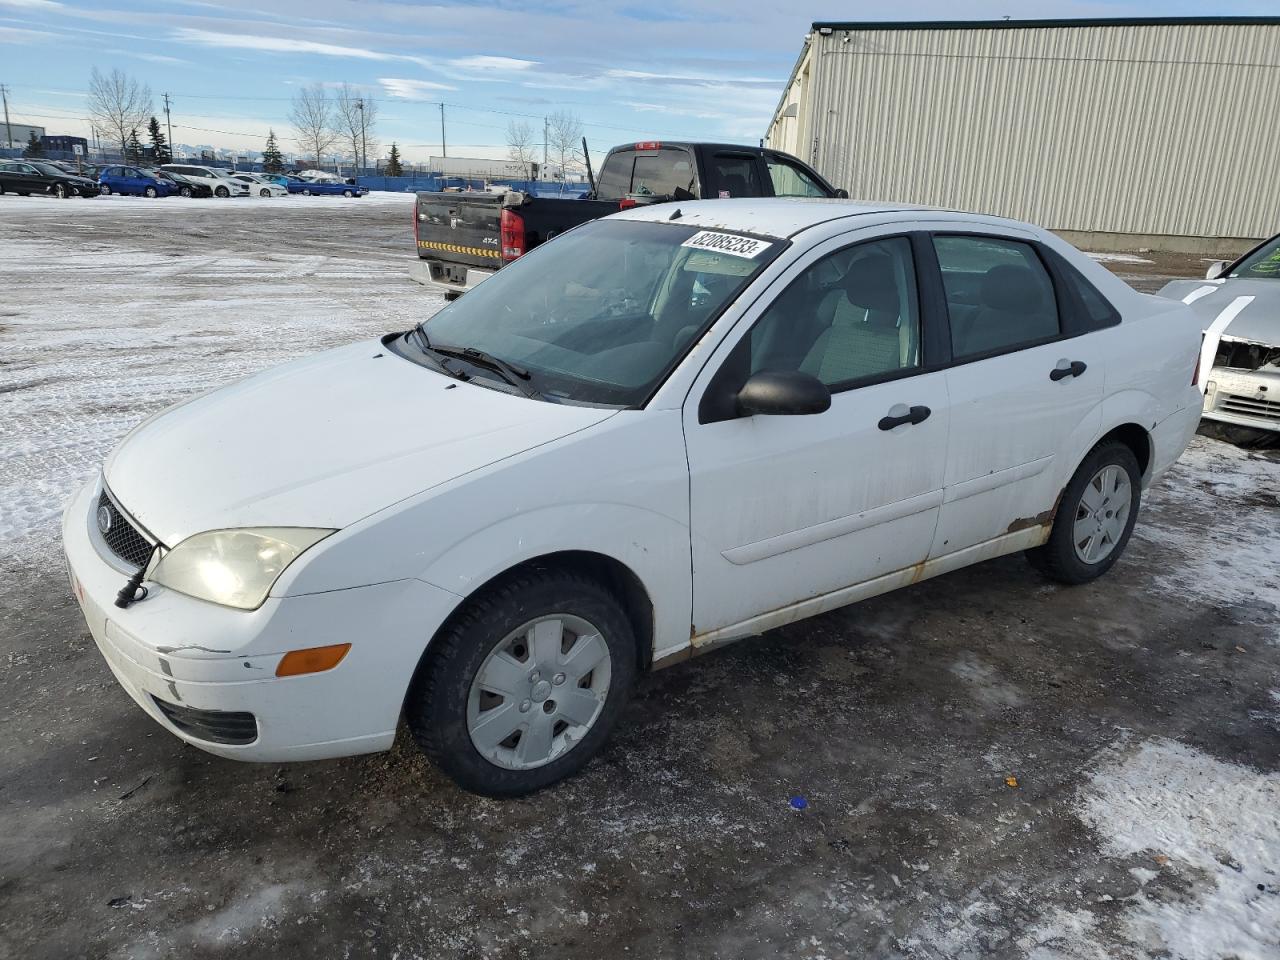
[766,17,1280,250]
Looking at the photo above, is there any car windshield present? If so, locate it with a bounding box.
[1230,237,1280,279]
[406,219,783,407]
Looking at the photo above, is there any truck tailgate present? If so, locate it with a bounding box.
[414,192,504,270]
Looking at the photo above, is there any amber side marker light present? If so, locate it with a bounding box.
[276,643,352,678]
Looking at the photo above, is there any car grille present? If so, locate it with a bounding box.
[96,489,156,569]
[1218,393,1280,423]
[152,697,258,745]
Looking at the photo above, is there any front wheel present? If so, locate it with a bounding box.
[407,568,637,797]
[342,189,353,197]
[54,183,68,199]
[144,186,158,199]
[1026,441,1141,584]
[99,183,111,195]
[301,188,312,196]
[180,186,192,198]
[215,185,229,198]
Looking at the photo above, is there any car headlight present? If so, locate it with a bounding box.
[150,528,335,610]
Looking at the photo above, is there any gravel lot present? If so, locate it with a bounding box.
[1,194,1277,960]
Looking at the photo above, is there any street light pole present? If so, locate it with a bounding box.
[356,98,366,179]
[1,85,12,152]
[163,92,173,160]
[439,102,446,158]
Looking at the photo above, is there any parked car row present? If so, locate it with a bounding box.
[0,159,368,200]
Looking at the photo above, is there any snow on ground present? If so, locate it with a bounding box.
[1085,251,1156,264]
[0,192,436,568]
[1076,739,1280,959]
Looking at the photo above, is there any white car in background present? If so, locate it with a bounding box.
[231,173,288,198]
[159,163,249,198]
[63,199,1204,797]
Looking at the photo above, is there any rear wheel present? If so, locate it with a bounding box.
[179,186,193,198]
[302,188,312,196]
[407,568,637,797]
[1026,441,1141,584]
[260,188,271,197]
[215,185,229,198]
[144,186,158,199]
[99,183,111,195]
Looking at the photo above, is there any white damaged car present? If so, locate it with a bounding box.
[63,199,1205,796]
[1160,233,1280,436]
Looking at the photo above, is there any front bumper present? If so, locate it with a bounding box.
[61,478,461,762]
[1203,366,1280,433]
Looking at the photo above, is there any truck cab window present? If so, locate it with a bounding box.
[709,154,761,198]
[766,156,828,197]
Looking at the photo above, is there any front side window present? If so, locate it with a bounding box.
[766,156,828,198]
[736,236,922,389]
[934,235,1060,359]
[1230,236,1280,279]
[408,219,783,406]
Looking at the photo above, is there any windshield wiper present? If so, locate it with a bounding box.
[429,342,544,400]
[407,327,472,382]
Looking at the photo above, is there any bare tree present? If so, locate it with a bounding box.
[289,84,338,166]
[334,83,379,175]
[546,109,584,179]
[87,67,153,155]
[505,120,537,178]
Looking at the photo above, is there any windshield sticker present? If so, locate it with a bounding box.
[681,230,773,259]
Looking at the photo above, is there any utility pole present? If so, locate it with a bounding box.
[542,115,548,174]
[162,92,173,158]
[1,85,12,151]
[355,97,365,177]
[439,102,446,158]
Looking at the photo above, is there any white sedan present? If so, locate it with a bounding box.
[231,173,287,197]
[63,199,1204,796]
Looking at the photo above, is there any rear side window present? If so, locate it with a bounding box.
[766,156,828,197]
[1054,257,1121,331]
[934,235,1061,360]
[707,153,761,198]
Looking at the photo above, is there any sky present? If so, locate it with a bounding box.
[1,0,1275,166]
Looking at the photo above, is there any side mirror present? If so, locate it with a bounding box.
[834,188,849,199]
[736,371,831,417]
[1205,260,1228,280]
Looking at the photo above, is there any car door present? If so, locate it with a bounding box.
[6,162,40,193]
[684,230,950,641]
[926,230,1106,557]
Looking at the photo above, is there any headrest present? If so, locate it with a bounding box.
[843,254,900,315]
[981,264,1049,313]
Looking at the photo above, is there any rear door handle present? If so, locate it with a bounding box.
[1049,360,1088,381]
[878,404,931,430]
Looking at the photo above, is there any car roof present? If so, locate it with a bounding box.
[608,197,1041,240]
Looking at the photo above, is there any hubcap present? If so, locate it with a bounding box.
[467,614,611,771]
[1073,464,1132,564]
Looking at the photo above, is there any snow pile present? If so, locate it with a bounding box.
[1078,739,1280,959]
[1085,251,1155,265]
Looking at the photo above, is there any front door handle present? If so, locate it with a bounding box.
[1050,360,1088,381]
[878,404,931,431]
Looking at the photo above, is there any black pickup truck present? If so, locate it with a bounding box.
[410,141,844,298]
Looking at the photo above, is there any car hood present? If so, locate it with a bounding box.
[104,338,617,546]
[1158,277,1280,345]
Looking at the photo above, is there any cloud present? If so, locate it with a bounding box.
[448,55,538,71]
[172,27,416,63]
[379,77,457,100]
[0,24,54,41]
[106,47,191,65]
[0,0,63,9]
[606,67,780,86]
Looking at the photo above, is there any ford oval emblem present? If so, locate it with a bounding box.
[97,503,113,534]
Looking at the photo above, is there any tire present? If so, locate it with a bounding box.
[302,188,312,196]
[180,186,192,198]
[406,567,638,797]
[215,185,229,198]
[1025,441,1142,585]
[54,183,67,199]
[99,184,111,195]
[144,186,158,199]
[342,189,353,198]
[260,188,271,197]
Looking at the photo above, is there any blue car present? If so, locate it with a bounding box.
[286,175,367,197]
[98,165,178,198]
